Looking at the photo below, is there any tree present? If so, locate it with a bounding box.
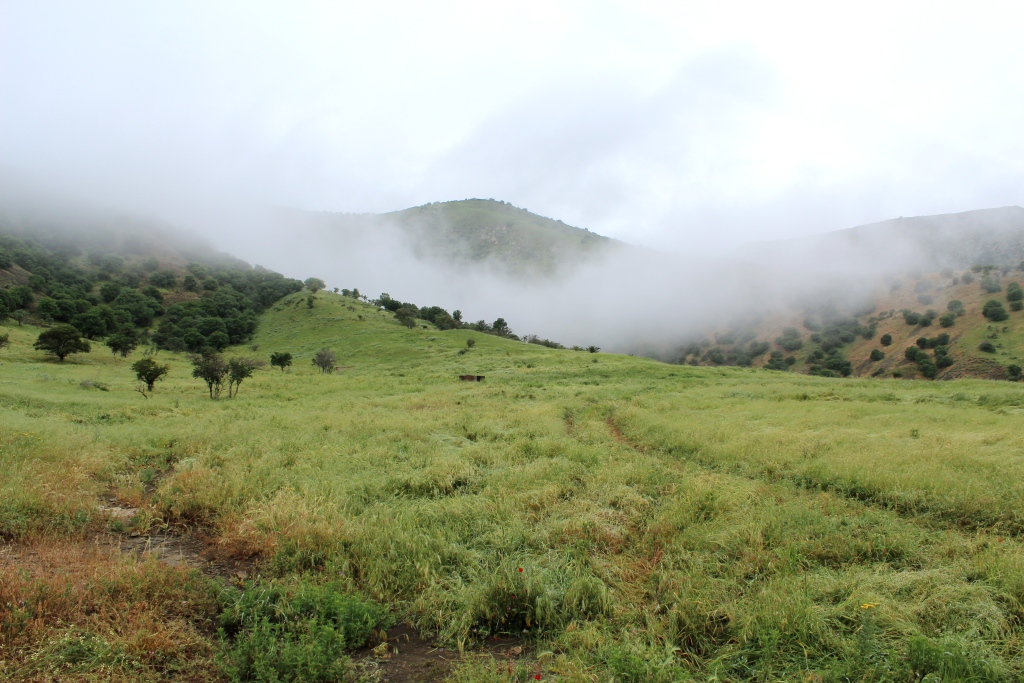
[11,310,28,326]
[492,318,511,337]
[270,351,293,372]
[1008,365,1023,381]
[105,330,139,358]
[33,325,90,362]
[191,351,228,398]
[870,349,884,361]
[132,357,169,391]
[983,300,1009,322]
[304,277,326,293]
[312,348,336,374]
[306,293,315,309]
[0,333,9,352]
[395,305,417,328]
[879,333,892,346]
[939,313,955,328]
[227,357,264,397]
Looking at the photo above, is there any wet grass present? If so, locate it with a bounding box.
[2,290,1024,680]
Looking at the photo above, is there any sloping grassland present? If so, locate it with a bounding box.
[2,291,1024,681]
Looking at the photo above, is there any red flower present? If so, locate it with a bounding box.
[518,567,524,572]
[535,675,542,680]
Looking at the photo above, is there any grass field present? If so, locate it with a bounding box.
[3,290,1024,682]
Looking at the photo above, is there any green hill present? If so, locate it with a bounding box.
[3,288,1024,680]
[274,198,618,274]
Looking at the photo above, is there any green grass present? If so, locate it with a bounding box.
[3,290,1024,681]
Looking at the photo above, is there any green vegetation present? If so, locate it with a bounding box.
[5,288,1024,681]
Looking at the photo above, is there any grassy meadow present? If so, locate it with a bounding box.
[2,290,1024,682]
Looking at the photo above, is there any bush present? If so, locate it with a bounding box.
[218,581,391,683]
[939,313,955,327]
[905,346,922,361]
[980,275,1002,293]
[903,311,921,325]
[961,272,975,284]
[916,337,929,349]
[917,357,938,379]
[879,333,892,346]
[870,349,884,361]
[947,299,965,316]
[1006,282,1023,302]
[983,300,1009,322]
[979,341,996,353]
[1012,301,1024,312]
[1008,365,1023,381]
[775,327,803,351]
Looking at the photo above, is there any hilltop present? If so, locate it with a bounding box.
[270,198,619,274]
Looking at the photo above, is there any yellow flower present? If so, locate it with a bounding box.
[860,603,877,609]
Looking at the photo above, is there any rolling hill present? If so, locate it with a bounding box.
[270,198,619,275]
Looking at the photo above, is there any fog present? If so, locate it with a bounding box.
[3,3,1024,351]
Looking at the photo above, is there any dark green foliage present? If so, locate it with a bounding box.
[182,274,199,292]
[903,310,920,325]
[203,277,220,291]
[270,352,293,372]
[939,312,955,327]
[154,288,259,352]
[191,351,228,398]
[947,299,965,316]
[706,349,725,365]
[1008,365,1022,381]
[466,338,475,348]
[74,305,120,339]
[99,281,122,303]
[303,277,326,293]
[33,325,90,361]
[879,333,892,346]
[936,354,954,369]
[395,305,417,329]
[7,285,32,309]
[747,340,770,357]
[217,580,390,683]
[0,333,8,352]
[132,357,170,391]
[983,300,1009,322]
[979,341,996,353]
[312,348,336,374]
[917,357,938,379]
[492,318,512,337]
[775,327,803,351]
[587,345,601,353]
[980,275,1002,293]
[905,346,922,361]
[1006,282,1023,301]
[870,349,884,361]
[149,269,178,288]
[526,335,565,349]
[764,350,789,371]
[306,294,314,309]
[1011,301,1024,312]
[105,329,139,358]
[916,337,928,349]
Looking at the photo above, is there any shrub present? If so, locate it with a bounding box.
[983,300,1009,322]
[936,355,954,369]
[980,275,1002,293]
[947,299,965,316]
[905,346,922,361]
[775,327,803,351]
[132,357,170,391]
[916,337,929,349]
[1006,282,1023,302]
[879,333,892,346]
[961,272,974,284]
[303,277,326,293]
[939,313,955,327]
[1012,301,1024,312]
[979,341,996,353]
[917,357,938,379]
[869,349,884,361]
[218,581,391,683]
[903,311,921,325]
[1008,365,1023,381]
[312,348,336,374]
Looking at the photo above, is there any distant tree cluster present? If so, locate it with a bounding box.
[904,332,953,378]
[1007,282,1023,311]
[902,309,938,327]
[983,300,1009,322]
[1,234,303,360]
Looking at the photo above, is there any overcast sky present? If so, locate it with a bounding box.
[3,1,1024,250]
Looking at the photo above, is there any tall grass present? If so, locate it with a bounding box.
[2,291,1024,680]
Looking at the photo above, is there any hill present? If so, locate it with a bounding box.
[741,206,1024,272]
[676,264,1024,381]
[3,288,1024,680]
[271,198,619,274]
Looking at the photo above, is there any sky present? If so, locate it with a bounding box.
[3,1,1024,251]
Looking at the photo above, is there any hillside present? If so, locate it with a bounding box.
[271,198,618,274]
[679,265,1024,381]
[4,289,1024,680]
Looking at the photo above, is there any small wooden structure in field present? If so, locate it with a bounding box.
[459,375,485,382]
